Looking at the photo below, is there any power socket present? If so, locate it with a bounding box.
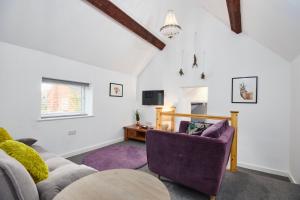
[68,130,77,136]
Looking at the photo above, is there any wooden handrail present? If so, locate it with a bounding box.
[155,107,239,173]
[161,112,231,121]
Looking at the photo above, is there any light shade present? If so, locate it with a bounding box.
[160,10,181,39]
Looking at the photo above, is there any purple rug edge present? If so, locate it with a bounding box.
[82,144,147,171]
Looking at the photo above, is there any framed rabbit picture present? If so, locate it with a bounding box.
[232,76,258,104]
[109,83,123,97]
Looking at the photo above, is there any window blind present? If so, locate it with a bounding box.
[41,78,89,118]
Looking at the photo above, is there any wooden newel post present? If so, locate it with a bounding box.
[230,111,239,172]
[156,107,163,130]
[170,106,176,132]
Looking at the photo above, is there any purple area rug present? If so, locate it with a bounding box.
[82,144,147,171]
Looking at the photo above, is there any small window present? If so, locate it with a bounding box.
[41,78,90,119]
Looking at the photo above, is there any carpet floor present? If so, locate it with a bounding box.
[68,141,300,200]
[139,165,300,200]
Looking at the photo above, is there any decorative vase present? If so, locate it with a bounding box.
[136,121,140,127]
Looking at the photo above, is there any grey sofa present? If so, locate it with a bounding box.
[0,145,97,200]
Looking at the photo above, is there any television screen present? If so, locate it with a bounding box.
[142,90,164,105]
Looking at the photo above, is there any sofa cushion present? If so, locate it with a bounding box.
[16,138,37,146]
[202,120,229,138]
[37,164,97,200]
[0,127,13,143]
[0,150,39,200]
[32,145,57,161]
[0,140,49,183]
[46,157,73,172]
[187,122,212,135]
[179,121,190,133]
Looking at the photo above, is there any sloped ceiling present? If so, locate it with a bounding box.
[0,0,299,75]
[198,0,300,61]
[0,0,170,74]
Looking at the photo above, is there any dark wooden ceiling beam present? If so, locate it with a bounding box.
[226,0,242,34]
[86,0,166,50]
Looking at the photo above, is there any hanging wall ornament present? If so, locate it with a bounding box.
[179,68,184,76]
[178,50,185,76]
[201,51,206,79]
[192,54,198,68]
[192,32,199,68]
[201,72,206,79]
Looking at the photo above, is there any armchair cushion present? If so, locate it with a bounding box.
[179,121,211,135]
[202,120,229,138]
[187,122,212,135]
[0,140,49,183]
[0,127,13,143]
[179,121,190,133]
[16,138,37,146]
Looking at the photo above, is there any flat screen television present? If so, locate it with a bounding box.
[142,90,164,105]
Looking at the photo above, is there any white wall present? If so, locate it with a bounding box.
[0,42,136,156]
[290,55,300,183]
[137,0,291,175]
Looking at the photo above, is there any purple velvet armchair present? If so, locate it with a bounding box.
[146,120,234,199]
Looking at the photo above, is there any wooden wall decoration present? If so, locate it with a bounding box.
[226,0,242,34]
[86,0,166,50]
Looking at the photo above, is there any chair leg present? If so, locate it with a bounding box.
[158,175,161,179]
[210,196,216,200]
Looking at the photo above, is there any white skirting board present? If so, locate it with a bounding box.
[60,137,124,158]
[288,173,298,184]
[237,162,296,183]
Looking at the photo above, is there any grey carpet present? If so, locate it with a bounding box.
[68,141,300,200]
[139,165,300,200]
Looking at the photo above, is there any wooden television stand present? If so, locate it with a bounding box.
[124,125,152,142]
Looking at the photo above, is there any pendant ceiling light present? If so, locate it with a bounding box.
[160,10,182,39]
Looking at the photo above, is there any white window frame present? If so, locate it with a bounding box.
[41,78,91,119]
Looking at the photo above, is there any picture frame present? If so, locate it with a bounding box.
[232,76,258,104]
[109,83,123,97]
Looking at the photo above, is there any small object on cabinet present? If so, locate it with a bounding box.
[140,125,149,129]
[135,110,140,126]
